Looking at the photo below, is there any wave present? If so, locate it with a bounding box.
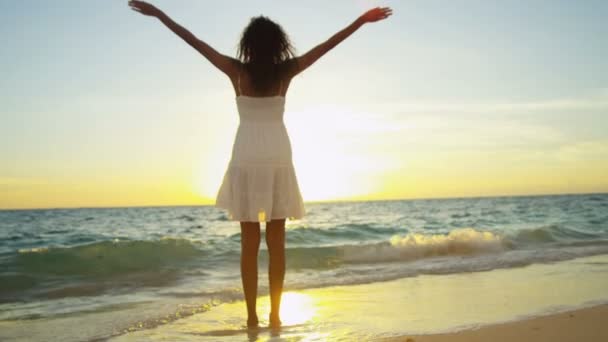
[279,226,608,268]
[1,238,207,301]
[277,228,506,268]
[14,237,205,277]
[3,225,608,302]
[509,224,603,245]
[8,226,606,277]
[286,223,404,245]
[285,244,608,291]
[342,228,505,264]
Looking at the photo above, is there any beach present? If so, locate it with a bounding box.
[0,255,608,342]
[3,0,608,340]
[1,256,576,341]
[4,253,603,341]
[102,254,608,341]
[392,304,608,342]
[1,195,608,341]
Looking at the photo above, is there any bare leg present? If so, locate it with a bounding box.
[240,221,261,327]
[265,218,286,327]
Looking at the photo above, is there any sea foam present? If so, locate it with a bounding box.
[338,228,503,264]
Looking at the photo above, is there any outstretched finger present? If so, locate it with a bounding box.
[130,1,144,9]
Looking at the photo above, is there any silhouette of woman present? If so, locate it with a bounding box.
[129,0,392,328]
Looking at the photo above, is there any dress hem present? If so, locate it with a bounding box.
[214,202,305,223]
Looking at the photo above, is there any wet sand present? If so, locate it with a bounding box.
[390,304,608,342]
[109,254,608,341]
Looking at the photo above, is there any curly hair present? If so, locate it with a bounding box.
[237,16,296,93]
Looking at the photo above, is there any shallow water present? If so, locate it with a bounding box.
[1,194,607,339]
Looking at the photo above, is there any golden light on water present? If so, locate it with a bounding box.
[274,292,316,326]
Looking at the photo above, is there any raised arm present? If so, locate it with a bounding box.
[290,7,392,77]
[129,1,239,77]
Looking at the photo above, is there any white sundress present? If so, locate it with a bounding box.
[215,74,305,222]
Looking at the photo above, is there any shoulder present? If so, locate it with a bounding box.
[225,59,244,79]
[281,58,301,79]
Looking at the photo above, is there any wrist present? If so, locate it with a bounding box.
[155,9,166,19]
[355,16,366,26]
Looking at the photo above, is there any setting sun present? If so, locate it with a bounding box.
[2,1,608,341]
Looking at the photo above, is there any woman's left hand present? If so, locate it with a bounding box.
[360,7,393,24]
[129,0,162,17]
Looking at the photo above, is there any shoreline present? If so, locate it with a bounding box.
[108,254,608,342]
[2,254,607,341]
[389,304,608,342]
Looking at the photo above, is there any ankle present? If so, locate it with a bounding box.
[247,315,259,327]
[269,312,282,326]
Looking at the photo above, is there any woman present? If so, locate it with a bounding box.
[129,1,392,328]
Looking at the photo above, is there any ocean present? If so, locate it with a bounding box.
[1,193,608,340]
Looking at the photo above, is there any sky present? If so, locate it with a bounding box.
[1,0,607,209]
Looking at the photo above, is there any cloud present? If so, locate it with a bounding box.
[369,91,608,117]
[554,140,608,163]
[335,89,608,153]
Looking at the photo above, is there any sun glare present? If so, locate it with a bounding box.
[192,104,394,203]
[276,292,316,326]
[288,104,390,201]
[193,155,227,203]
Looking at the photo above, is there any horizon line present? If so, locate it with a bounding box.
[1,190,606,212]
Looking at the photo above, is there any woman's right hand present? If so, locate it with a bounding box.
[129,0,162,17]
[359,7,393,24]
